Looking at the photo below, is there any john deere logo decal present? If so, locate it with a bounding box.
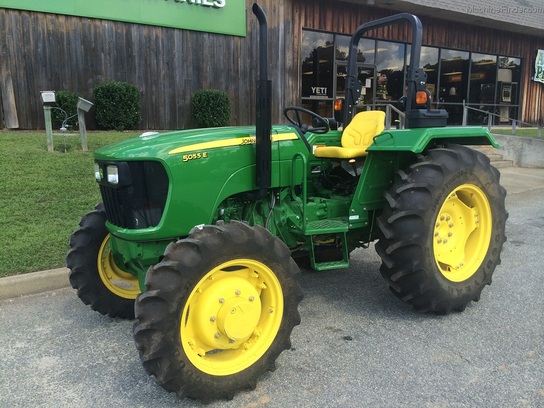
[535,49,544,84]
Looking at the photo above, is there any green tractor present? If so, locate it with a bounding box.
[67,3,507,402]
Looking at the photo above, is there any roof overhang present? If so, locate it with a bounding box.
[340,0,544,37]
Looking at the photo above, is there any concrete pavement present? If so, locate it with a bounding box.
[1,184,543,407]
[1,166,544,301]
[496,166,544,194]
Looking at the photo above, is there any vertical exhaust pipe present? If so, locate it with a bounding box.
[252,3,272,196]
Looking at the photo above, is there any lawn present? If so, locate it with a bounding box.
[0,130,139,277]
[491,127,542,138]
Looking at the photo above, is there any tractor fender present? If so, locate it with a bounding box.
[365,126,499,154]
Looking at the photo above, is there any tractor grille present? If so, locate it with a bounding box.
[97,161,169,229]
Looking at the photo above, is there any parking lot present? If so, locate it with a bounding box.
[1,169,543,408]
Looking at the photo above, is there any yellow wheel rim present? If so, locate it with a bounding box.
[97,234,140,299]
[181,259,284,376]
[433,184,492,282]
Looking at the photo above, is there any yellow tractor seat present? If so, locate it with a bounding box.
[314,110,385,159]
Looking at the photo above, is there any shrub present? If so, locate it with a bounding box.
[52,90,80,130]
[93,81,141,131]
[192,89,231,128]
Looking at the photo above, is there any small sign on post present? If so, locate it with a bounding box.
[40,91,93,152]
[41,91,56,152]
[77,97,93,152]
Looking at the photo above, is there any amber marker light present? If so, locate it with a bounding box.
[416,90,428,105]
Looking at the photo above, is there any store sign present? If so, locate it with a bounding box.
[535,50,544,84]
[0,0,246,36]
[310,87,329,98]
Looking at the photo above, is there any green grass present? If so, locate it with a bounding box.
[491,127,542,138]
[0,130,139,277]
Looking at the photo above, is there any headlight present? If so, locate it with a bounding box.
[94,163,102,181]
[94,161,131,187]
[106,165,119,184]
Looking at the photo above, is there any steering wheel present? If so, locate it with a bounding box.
[284,106,330,134]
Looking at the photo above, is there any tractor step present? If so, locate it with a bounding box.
[311,258,350,271]
[304,219,350,271]
[304,218,349,235]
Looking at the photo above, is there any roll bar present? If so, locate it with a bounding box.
[343,13,426,127]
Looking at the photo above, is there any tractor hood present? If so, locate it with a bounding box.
[92,124,301,242]
[94,126,263,161]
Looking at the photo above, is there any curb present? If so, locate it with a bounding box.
[0,267,71,301]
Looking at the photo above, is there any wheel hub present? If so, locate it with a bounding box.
[192,276,262,348]
[433,184,492,282]
[181,259,283,376]
[217,297,261,341]
[97,234,140,299]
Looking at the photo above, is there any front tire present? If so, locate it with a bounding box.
[67,203,140,318]
[375,145,507,314]
[134,221,303,401]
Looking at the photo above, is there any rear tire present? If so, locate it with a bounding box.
[67,203,139,318]
[375,145,507,314]
[134,221,303,401]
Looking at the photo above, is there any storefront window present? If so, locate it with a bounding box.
[375,41,405,101]
[407,45,439,101]
[335,35,375,63]
[421,46,439,102]
[497,56,521,124]
[301,29,523,126]
[440,49,469,124]
[301,31,334,99]
[466,53,497,124]
[336,65,376,106]
[469,53,497,104]
[302,30,378,116]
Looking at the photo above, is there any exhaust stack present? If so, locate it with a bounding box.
[252,3,272,195]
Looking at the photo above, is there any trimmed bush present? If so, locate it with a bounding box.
[192,89,231,128]
[52,90,80,130]
[93,81,141,131]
